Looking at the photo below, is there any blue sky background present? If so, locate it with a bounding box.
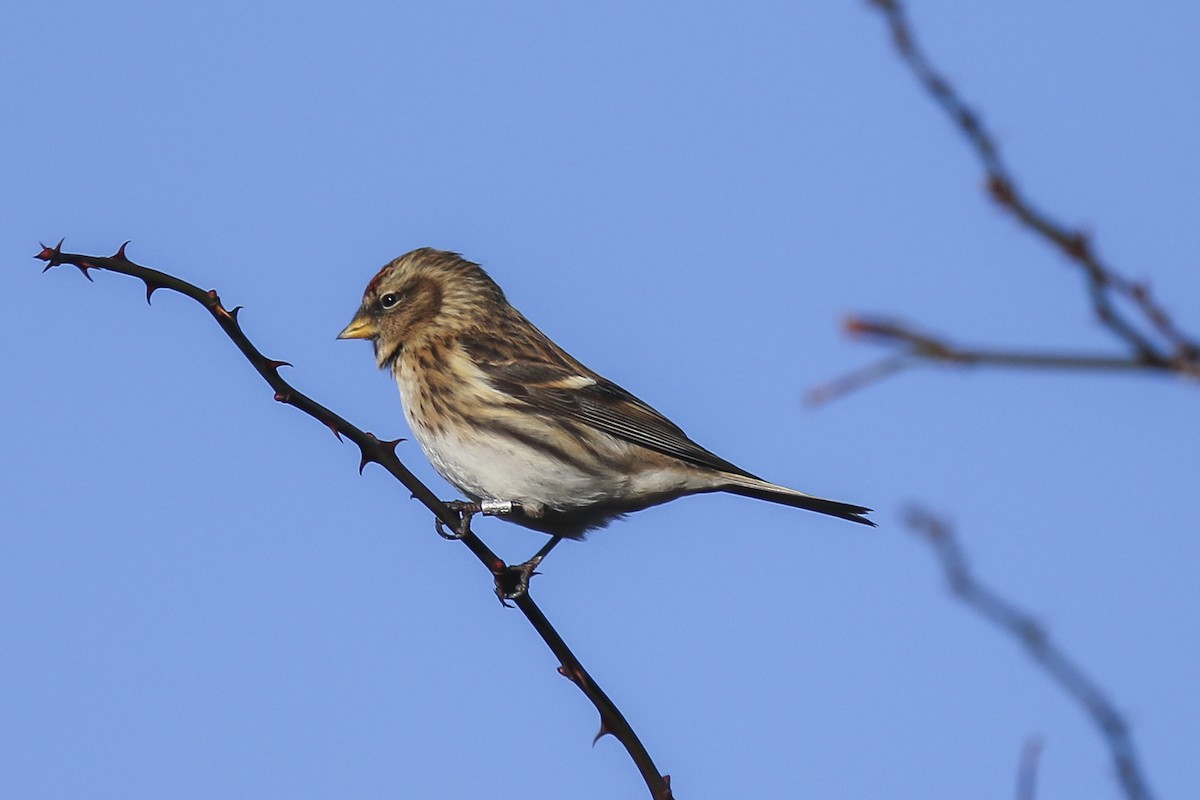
[4,2,1197,798]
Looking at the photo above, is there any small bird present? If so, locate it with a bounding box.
[339,248,872,539]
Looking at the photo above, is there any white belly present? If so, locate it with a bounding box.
[411,418,625,511]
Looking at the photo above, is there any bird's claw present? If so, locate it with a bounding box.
[435,500,480,539]
[494,557,543,605]
[435,498,526,539]
[494,535,562,605]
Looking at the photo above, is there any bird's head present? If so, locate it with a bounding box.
[338,247,506,369]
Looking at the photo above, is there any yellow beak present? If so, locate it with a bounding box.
[337,313,378,340]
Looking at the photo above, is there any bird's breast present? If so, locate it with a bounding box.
[391,354,642,510]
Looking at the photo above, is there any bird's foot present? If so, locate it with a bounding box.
[435,501,480,539]
[493,536,563,606]
[494,559,541,606]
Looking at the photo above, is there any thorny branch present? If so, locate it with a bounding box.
[905,507,1155,800]
[809,0,1200,405]
[34,240,674,800]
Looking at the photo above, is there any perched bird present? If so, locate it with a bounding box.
[339,248,872,539]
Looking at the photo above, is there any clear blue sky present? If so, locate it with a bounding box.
[4,3,1197,798]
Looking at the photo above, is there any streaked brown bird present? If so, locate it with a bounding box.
[339,248,872,541]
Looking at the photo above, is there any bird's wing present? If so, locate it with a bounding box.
[466,333,756,479]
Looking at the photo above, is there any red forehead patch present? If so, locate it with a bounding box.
[364,264,391,296]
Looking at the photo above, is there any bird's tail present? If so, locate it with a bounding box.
[721,475,875,527]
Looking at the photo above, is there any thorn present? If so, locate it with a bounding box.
[592,718,614,746]
[557,664,583,686]
[144,280,161,304]
[35,238,66,268]
[266,359,293,371]
[75,261,96,282]
[377,437,404,458]
[229,305,243,321]
[112,241,132,262]
[325,422,343,442]
[357,433,404,467]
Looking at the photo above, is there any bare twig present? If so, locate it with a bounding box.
[905,507,1155,800]
[34,240,674,800]
[806,316,1171,406]
[811,1,1200,403]
[1016,737,1043,800]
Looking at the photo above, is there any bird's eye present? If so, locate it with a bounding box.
[380,292,402,310]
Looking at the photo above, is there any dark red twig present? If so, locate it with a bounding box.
[905,507,1155,800]
[811,1,1200,403]
[34,241,674,800]
[805,316,1173,405]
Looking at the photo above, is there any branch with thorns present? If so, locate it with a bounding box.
[905,507,1155,800]
[34,240,674,800]
[810,0,1200,405]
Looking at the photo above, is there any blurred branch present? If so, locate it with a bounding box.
[34,240,674,800]
[810,0,1200,404]
[805,316,1167,405]
[905,507,1155,800]
[1016,737,1043,800]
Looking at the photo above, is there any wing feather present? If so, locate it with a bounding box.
[468,337,756,478]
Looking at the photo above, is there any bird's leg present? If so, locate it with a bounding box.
[524,534,563,569]
[434,499,523,540]
[479,499,522,517]
[494,535,563,604]
[435,500,481,539]
[435,499,557,603]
